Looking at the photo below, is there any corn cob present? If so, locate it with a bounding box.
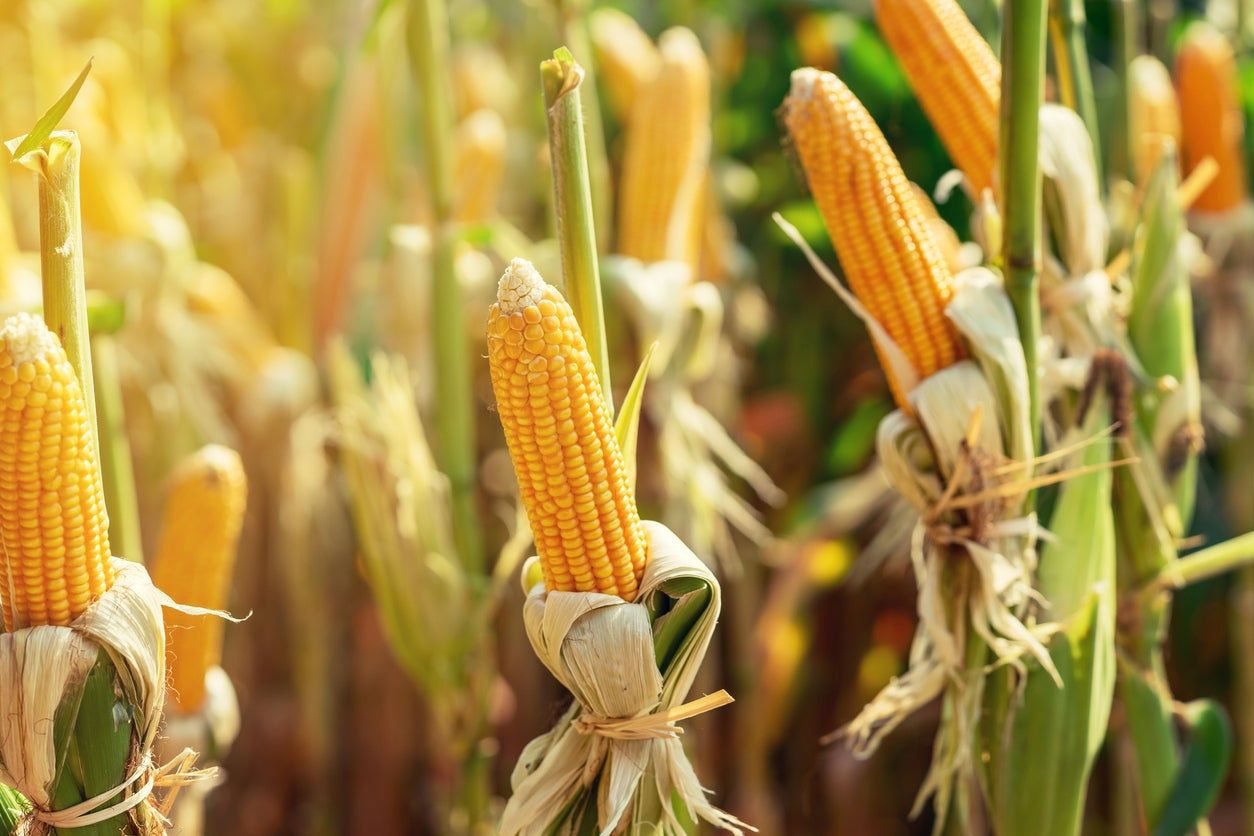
[616,27,711,275]
[0,313,114,630]
[487,258,647,600]
[454,108,507,224]
[589,8,661,121]
[875,0,1000,196]
[910,182,967,275]
[1176,23,1248,213]
[1129,55,1182,187]
[151,444,247,712]
[784,68,965,408]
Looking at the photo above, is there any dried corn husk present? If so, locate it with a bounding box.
[500,521,749,836]
[0,560,218,833]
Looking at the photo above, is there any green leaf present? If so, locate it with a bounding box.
[1122,666,1180,826]
[85,292,126,336]
[0,786,29,835]
[6,60,93,161]
[614,343,655,492]
[1152,700,1233,836]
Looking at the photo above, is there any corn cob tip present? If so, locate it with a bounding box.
[496,258,548,313]
[0,312,63,365]
[788,66,826,102]
[658,26,703,57]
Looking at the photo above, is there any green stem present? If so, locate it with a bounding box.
[1147,532,1254,594]
[1048,0,1101,165]
[558,2,613,252]
[541,48,613,410]
[92,336,144,563]
[999,0,1047,467]
[409,0,482,570]
[15,132,98,447]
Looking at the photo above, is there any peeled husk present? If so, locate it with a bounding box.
[499,521,751,836]
[0,560,214,833]
[839,271,1058,824]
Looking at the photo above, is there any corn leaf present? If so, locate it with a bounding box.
[5,60,93,161]
[1152,700,1232,836]
[0,785,29,835]
[1121,665,1180,826]
[615,342,656,492]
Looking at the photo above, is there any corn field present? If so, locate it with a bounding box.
[2,0,1254,833]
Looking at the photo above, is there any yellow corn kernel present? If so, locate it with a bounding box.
[909,182,967,276]
[486,258,647,601]
[151,444,247,712]
[875,0,1000,196]
[589,8,661,122]
[784,68,965,408]
[1176,24,1247,213]
[616,27,711,276]
[0,313,114,630]
[454,109,507,224]
[1129,55,1182,186]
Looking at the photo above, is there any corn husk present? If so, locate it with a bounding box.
[499,521,749,836]
[981,396,1117,836]
[0,560,214,833]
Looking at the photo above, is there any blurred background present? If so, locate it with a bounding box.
[0,0,1250,833]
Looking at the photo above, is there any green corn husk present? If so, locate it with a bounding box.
[0,786,28,834]
[981,394,1116,836]
[1127,147,1202,531]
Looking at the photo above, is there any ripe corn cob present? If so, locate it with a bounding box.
[151,444,247,712]
[616,27,711,275]
[1129,55,1182,187]
[454,108,507,224]
[910,182,967,276]
[875,0,1000,196]
[1176,23,1248,213]
[487,258,647,600]
[784,68,965,408]
[0,313,114,630]
[589,8,661,121]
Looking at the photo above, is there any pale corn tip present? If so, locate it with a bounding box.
[658,26,704,61]
[0,312,63,366]
[496,258,548,313]
[788,67,824,103]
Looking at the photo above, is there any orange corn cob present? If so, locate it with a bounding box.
[616,27,711,275]
[875,0,1000,196]
[1129,55,1182,186]
[909,182,967,276]
[0,313,114,630]
[151,445,247,712]
[487,258,647,600]
[589,8,661,122]
[1176,24,1248,213]
[784,68,965,408]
